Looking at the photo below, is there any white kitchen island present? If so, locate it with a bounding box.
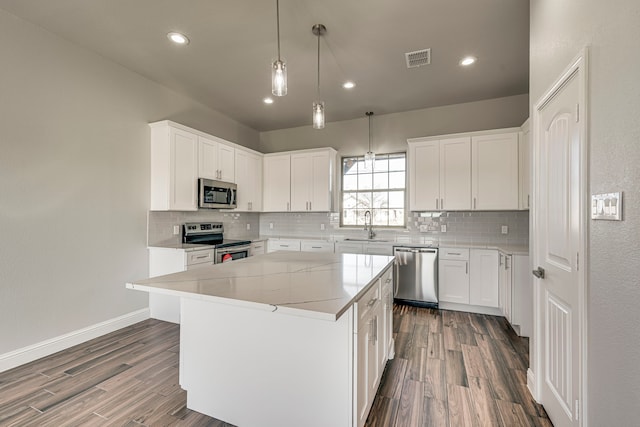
[126,251,395,427]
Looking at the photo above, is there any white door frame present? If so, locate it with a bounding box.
[529,47,589,426]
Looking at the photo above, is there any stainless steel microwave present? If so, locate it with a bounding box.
[198,178,237,209]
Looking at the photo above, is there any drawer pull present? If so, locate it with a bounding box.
[195,255,209,259]
[448,252,461,255]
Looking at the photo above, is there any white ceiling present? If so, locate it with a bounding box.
[0,0,530,131]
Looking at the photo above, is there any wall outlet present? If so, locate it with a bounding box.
[501,225,509,234]
[440,224,447,233]
[269,222,274,229]
[246,223,251,231]
[320,224,325,231]
[419,224,429,232]
[173,225,180,235]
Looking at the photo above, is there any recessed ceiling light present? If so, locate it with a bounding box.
[460,56,477,66]
[342,81,356,89]
[167,32,189,45]
[263,97,274,104]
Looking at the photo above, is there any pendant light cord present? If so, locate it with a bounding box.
[276,0,281,60]
[316,33,321,97]
[366,112,373,151]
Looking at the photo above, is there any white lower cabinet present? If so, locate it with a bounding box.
[354,265,393,427]
[249,241,266,256]
[267,239,301,253]
[300,240,335,252]
[438,248,470,304]
[469,249,499,308]
[499,253,532,337]
[148,247,214,323]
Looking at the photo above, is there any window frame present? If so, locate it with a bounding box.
[339,151,407,229]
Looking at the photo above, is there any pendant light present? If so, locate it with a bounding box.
[272,0,287,96]
[312,24,326,129]
[364,112,375,170]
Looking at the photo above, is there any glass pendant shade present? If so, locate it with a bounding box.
[364,151,375,170]
[313,101,325,129]
[272,59,287,96]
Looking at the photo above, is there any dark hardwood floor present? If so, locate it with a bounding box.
[0,306,551,426]
[365,305,552,427]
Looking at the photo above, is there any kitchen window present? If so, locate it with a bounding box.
[341,153,406,227]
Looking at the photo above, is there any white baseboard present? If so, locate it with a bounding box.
[438,302,502,317]
[0,308,150,373]
[527,368,538,401]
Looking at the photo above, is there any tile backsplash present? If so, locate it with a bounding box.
[149,210,529,247]
[259,211,529,246]
[148,210,261,246]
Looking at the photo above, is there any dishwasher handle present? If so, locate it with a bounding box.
[394,247,438,254]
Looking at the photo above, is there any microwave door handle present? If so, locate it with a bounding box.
[229,188,236,206]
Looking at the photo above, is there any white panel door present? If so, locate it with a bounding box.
[438,259,469,304]
[519,120,531,210]
[310,151,331,211]
[290,153,312,211]
[234,150,261,211]
[469,249,499,307]
[170,128,198,211]
[534,55,584,427]
[409,141,440,211]
[471,132,519,210]
[217,142,235,182]
[198,136,218,180]
[440,137,471,210]
[263,154,291,212]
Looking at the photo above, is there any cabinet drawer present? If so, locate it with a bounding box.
[357,282,381,323]
[439,247,470,260]
[300,240,334,252]
[186,249,214,266]
[267,239,301,252]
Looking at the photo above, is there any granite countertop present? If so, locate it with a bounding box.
[127,251,394,321]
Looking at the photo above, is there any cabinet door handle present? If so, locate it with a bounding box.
[287,202,290,211]
[309,201,312,210]
[466,261,468,274]
[527,194,530,208]
[441,198,444,209]
[436,198,439,209]
[473,197,477,209]
[367,297,378,308]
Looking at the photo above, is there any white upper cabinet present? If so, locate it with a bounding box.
[234,148,263,212]
[519,119,531,210]
[440,137,471,210]
[408,137,470,211]
[263,154,291,212]
[263,148,336,212]
[471,132,519,210]
[150,124,198,211]
[198,135,235,183]
[409,140,439,211]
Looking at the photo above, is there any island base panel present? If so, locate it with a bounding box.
[180,297,355,427]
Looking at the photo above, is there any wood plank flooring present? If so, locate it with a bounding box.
[365,305,552,427]
[0,307,551,426]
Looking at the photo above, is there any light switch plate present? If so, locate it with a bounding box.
[269,223,274,229]
[246,223,251,230]
[320,224,325,231]
[501,225,508,234]
[591,192,622,220]
[173,225,180,235]
[440,224,447,233]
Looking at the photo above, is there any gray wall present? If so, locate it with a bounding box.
[530,1,640,424]
[0,9,258,355]
[259,94,529,155]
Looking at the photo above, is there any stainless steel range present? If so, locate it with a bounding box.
[183,222,251,263]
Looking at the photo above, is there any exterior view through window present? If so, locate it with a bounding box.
[341,153,406,227]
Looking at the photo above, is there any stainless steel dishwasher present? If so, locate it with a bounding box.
[393,246,438,307]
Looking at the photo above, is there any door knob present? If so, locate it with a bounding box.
[532,267,545,279]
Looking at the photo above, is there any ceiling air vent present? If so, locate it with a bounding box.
[405,48,431,68]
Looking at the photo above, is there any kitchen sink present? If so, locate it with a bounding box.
[343,238,392,243]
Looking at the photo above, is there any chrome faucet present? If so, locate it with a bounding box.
[364,210,376,239]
